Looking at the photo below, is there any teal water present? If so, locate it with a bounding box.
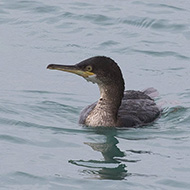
[1,0,190,189]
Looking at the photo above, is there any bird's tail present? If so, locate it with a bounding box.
[143,87,159,99]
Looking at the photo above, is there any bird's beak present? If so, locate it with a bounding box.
[47,64,95,78]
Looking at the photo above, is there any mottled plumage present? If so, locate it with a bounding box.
[79,89,160,127]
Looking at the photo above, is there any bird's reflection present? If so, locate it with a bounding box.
[69,128,129,180]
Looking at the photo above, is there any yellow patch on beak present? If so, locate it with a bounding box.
[65,70,95,78]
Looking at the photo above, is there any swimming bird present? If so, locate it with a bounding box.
[47,56,161,127]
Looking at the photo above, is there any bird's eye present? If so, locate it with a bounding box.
[85,65,93,72]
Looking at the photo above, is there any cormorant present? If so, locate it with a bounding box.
[47,56,161,127]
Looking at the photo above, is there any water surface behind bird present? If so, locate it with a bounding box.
[0,0,190,189]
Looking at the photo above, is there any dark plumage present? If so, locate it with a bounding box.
[47,56,161,127]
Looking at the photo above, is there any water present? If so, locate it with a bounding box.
[1,0,190,189]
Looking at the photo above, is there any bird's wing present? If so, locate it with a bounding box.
[117,90,161,127]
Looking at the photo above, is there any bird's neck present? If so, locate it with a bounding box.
[86,83,124,127]
[99,83,123,113]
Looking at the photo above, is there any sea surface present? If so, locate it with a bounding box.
[1,0,190,189]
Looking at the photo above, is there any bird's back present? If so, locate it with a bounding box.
[117,89,161,127]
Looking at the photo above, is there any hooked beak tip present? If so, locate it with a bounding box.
[47,64,54,69]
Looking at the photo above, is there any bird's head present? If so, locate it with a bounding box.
[47,56,124,87]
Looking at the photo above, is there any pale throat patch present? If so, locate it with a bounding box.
[85,74,99,84]
[85,74,107,101]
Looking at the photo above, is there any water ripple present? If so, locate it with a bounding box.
[121,17,155,28]
[132,49,190,60]
[147,3,187,12]
[133,1,187,11]
[120,16,188,33]
[0,134,29,144]
[2,0,59,13]
[151,19,187,32]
